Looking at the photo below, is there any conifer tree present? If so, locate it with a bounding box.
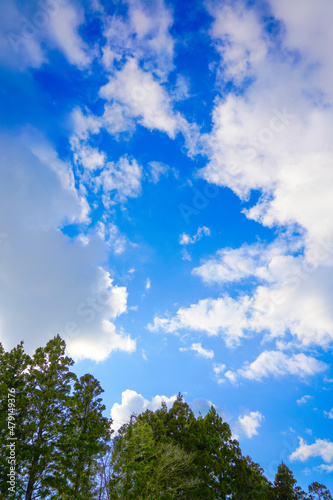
[0,341,31,498]
[273,461,297,500]
[0,335,111,499]
[55,373,112,499]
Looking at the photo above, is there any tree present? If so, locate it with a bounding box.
[273,461,298,500]
[22,335,75,500]
[0,341,31,498]
[0,335,112,499]
[309,482,333,500]
[55,373,112,499]
[108,394,270,499]
[232,454,273,499]
[109,419,197,498]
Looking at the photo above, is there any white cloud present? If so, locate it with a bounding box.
[0,132,135,361]
[180,342,214,359]
[237,411,264,438]
[101,0,174,76]
[0,0,92,71]
[110,389,177,432]
[297,395,313,405]
[94,156,142,205]
[225,351,327,383]
[147,161,170,183]
[324,408,333,419]
[73,143,106,172]
[201,0,333,252]
[154,253,333,349]
[148,296,252,346]
[192,242,279,284]
[96,222,128,255]
[145,278,151,290]
[208,1,267,84]
[99,58,178,138]
[317,464,333,473]
[181,249,192,262]
[213,363,226,376]
[290,438,333,464]
[191,237,333,350]
[70,107,102,141]
[47,2,92,68]
[179,226,210,245]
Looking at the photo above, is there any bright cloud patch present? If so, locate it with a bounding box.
[180,226,210,246]
[224,351,327,383]
[201,0,333,250]
[148,296,252,346]
[0,132,135,361]
[111,389,177,432]
[297,395,313,405]
[99,58,178,138]
[237,411,264,439]
[180,342,214,359]
[95,156,143,206]
[290,438,333,464]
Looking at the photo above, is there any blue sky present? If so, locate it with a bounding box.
[1,0,333,491]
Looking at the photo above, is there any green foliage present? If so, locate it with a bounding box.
[108,394,272,499]
[109,419,197,499]
[0,336,111,500]
[309,482,333,500]
[273,461,308,500]
[1,339,332,500]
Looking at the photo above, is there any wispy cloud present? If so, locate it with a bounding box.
[180,342,214,359]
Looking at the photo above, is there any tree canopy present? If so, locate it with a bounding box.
[0,337,331,499]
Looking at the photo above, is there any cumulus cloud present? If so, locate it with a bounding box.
[208,1,267,84]
[192,242,277,284]
[191,236,333,350]
[148,295,252,346]
[99,58,179,138]
[110,389,177,432]
[0,132,135,361]
[236,411,264,439]
[180,342,214,359]
[201,0,333,251]
[290,438,333,464]
[224,351,327,383]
